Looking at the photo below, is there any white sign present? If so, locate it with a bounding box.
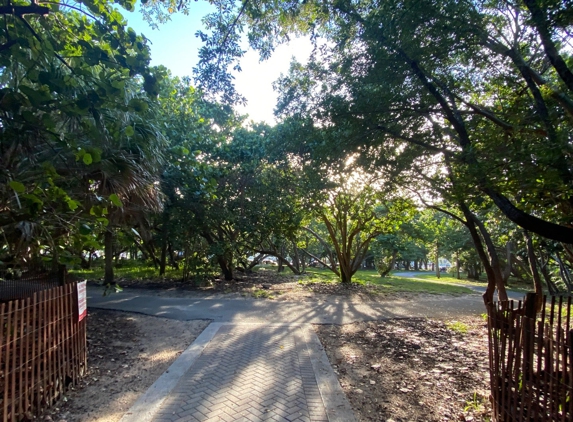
[78,281,87,321]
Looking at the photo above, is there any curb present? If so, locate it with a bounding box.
[119,322,223,422]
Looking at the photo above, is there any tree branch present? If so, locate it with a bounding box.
[0,5,49,16]
[522,0,573,93]
[483,187,573,244]
[376,125,457,158]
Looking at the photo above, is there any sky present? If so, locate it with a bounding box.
[124,3,313,124]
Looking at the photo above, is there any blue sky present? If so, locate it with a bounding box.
[124,4,313,124]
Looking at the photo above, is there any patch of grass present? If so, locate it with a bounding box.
[412,272,486,287]
[463,391,486,413]
[371,275,474,295]
[299,268,340,284]
[251,289,275,299]
[446,321,469,334]
[411,271,532,293]
[253,265,296,277]
[70,261,184,281]
[299,268,473,295]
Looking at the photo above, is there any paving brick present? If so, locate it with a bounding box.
[150,324,332,422]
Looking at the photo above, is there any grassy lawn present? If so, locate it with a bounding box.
[70,261,184,282]
[303,268,474,295]
[409,272,487,286]
[395,270,532,293]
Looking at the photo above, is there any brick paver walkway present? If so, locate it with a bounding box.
[151,324,329,422]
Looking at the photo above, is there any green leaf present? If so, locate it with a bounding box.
[22,110,36,122]
[9,181,25,193]
[67,199,80,211]
[79,224,92,235]
[21,194,43,205]
[125,125,135,137]
[90,205,108,217]
[20,85,52,104]
[109,193,123,207]
[82,153,93,165]
[128,98,148,112]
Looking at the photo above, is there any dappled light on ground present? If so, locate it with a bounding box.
[41,310,209,422]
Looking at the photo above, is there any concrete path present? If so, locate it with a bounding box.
[87,287,513,324]
[121,323,355,422]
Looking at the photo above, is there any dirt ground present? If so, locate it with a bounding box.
[41,273,492,421]
[315,317,491,422]
[41,309,209,422]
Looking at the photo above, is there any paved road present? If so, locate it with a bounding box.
[87,286,519,323]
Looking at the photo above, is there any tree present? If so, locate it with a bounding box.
[190,0,573,301]
[300,168,414,284]
[155,0,573,244]
[0,0,163,268]
[162,119,305,281]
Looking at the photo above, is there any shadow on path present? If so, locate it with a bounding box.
[87,285,509,324]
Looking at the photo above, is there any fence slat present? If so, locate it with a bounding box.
[488,296,573,422]
[0,301,7,422]
[10,300,20,418]
[32,292,40,414]
[17,298,24,419]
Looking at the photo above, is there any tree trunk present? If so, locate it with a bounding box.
[523,230,545,313]
[159,210,170,275]
[458,203,508,303]
[159,238,167,276]
[555,252,573,292]
[104,228,114,285]
[277,246,285,273]
[340,266,352,284]
[88,249,94,269]
[539,253,559,295]
[292,242,301,273]
[456,252,460,279]
[378,250,397,277]
[502,241,513,285]
[217,255,234,281]
[168,243,179,269]
[435,243,440,279]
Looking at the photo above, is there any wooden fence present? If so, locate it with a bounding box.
[0,283,87,421]
[487,295,573,421]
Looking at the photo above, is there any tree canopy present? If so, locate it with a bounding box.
[3,0,573,301]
